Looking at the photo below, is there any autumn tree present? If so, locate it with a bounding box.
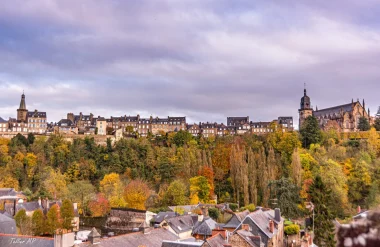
[67,180,96,216]
[88,193,111,217]
[290,149,302,187]
[32,209,45,236]
[61,199,75,230]
[46,204,62,235]
[43,168,68,199]
[15,209,32,235]
[124,180,150,210]
[100,173,126,207]
[189,176,211,204]
[164,180,189,206]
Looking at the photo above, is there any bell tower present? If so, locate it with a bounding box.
[298,86,313,128]
[17,92,28,122]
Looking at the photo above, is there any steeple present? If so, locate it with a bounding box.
[19,92,26,110]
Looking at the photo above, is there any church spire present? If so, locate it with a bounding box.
[19,92,26,110]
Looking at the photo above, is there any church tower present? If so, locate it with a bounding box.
[298,87,313,128]
[17,92,28,122]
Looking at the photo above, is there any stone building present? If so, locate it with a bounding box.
[55,119,78,134]
[151,117,169,135]
[299,88,371,132]
[17,93,28,122]
[250,122,273,135]
[0,118,8,132]
[200,122,217,138]
[168,117,186,132]
[96,117,107,135]
[227,116,250,127]
[187,124,201,137]
[27,110,47,134]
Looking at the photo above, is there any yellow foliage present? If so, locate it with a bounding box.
[25,153,37,178]
[189,193,200,205]
[100,173,123,199]
[123,180,150,210]
[0,175,19,190]
[14,152,25,162]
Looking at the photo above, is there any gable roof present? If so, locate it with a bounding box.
[81,228,179,247]
[223,210,250,229]
[0,214,17,234]
[204,233,226,247]
[166,215,198,234]
[192,217,218,236]
[236,230,262,247]
[0,234,53,247]
[27,111,47,118]
[0,117,7,123]
[240,209,282,239]
[153,212,178,224]
[16,201,43,212]
[161,240,203,247]
[313,102,355,117]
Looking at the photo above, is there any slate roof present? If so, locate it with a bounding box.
[166,215,198,234]
[236,230,263,247]
[223,210,250,229]
[0,214,17,234]
[161,240,204,247]
[242,209,283,239]
[0,189,19,200]
[0,117,7,123]
[204,233,227,247]
[16,201,43,212]
[313,102,354,118]
[57,119,74,126]
[81,228,179,247]
[192,217,218,236]
[0,234,54,247]
[250,122,271,128]
[153,212,178,224]
[27,111,47,118]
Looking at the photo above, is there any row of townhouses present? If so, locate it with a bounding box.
[0,93,295,137]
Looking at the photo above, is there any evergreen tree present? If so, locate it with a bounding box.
[308,175,336,247]
[46,204,62,235]
[32,209,45,236]
[358,117,371,131]
[300,116,322,148]
[61,199,75,230]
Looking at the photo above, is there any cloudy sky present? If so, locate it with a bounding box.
[1,0,380,128]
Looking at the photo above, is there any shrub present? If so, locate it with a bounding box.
[208,208,220,220]
[229,203,238,212]
[284,224,300,235]
[244,204,256,212]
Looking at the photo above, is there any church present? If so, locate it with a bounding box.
[299,88,371,132]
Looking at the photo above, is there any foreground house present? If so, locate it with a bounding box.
[192,217,218,240]
[164,215,198,239]
[223,210,250,232]
[229,228,264,247]
[235,208,284,247]
[81,227,179,247]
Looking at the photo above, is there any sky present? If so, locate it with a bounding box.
[1,0,380,128]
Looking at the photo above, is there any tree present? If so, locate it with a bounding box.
[46,204,62,235]
[308,175,336,247]
[374,118,380,131]
[88,193,111,217]
[172,130,193,147]
[358,117,371,131]
[99,173,125,207]
[15,209,32,235]
[123,180,150,210]
[32,209,45,236]
[67,180,96,215]
[300,116,322,148]
[189,176,211,204]
[290,149,302,187]
[61,199,75,230]
[43,169,68,199]
[270,177,302,219]
[164,180,189,206]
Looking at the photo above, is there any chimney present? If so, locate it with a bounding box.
[242,224,250,232]
[198,214,204,222]
[73,202,78,210]
[275,208,281,222]
[357,205,361,214]
[269,220,274,233]
[38,197,41,207]
[46,197,49,210]
[88,227,101,245]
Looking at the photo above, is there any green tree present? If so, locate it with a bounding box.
[208,208,220,221]
[32,209,45,236]
[61,199,75,230]
[358,117,371,131]
[300,116,322,148]
[270,177,302,219]
[67,180,96,216]
[172,130,193,147]
[374,118,380,131]
[164,180,189,206]
[308,175,336,247]
[15,209,32,235]
[46,204,62,235]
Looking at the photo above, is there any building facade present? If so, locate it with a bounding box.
[299,89,371,132]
